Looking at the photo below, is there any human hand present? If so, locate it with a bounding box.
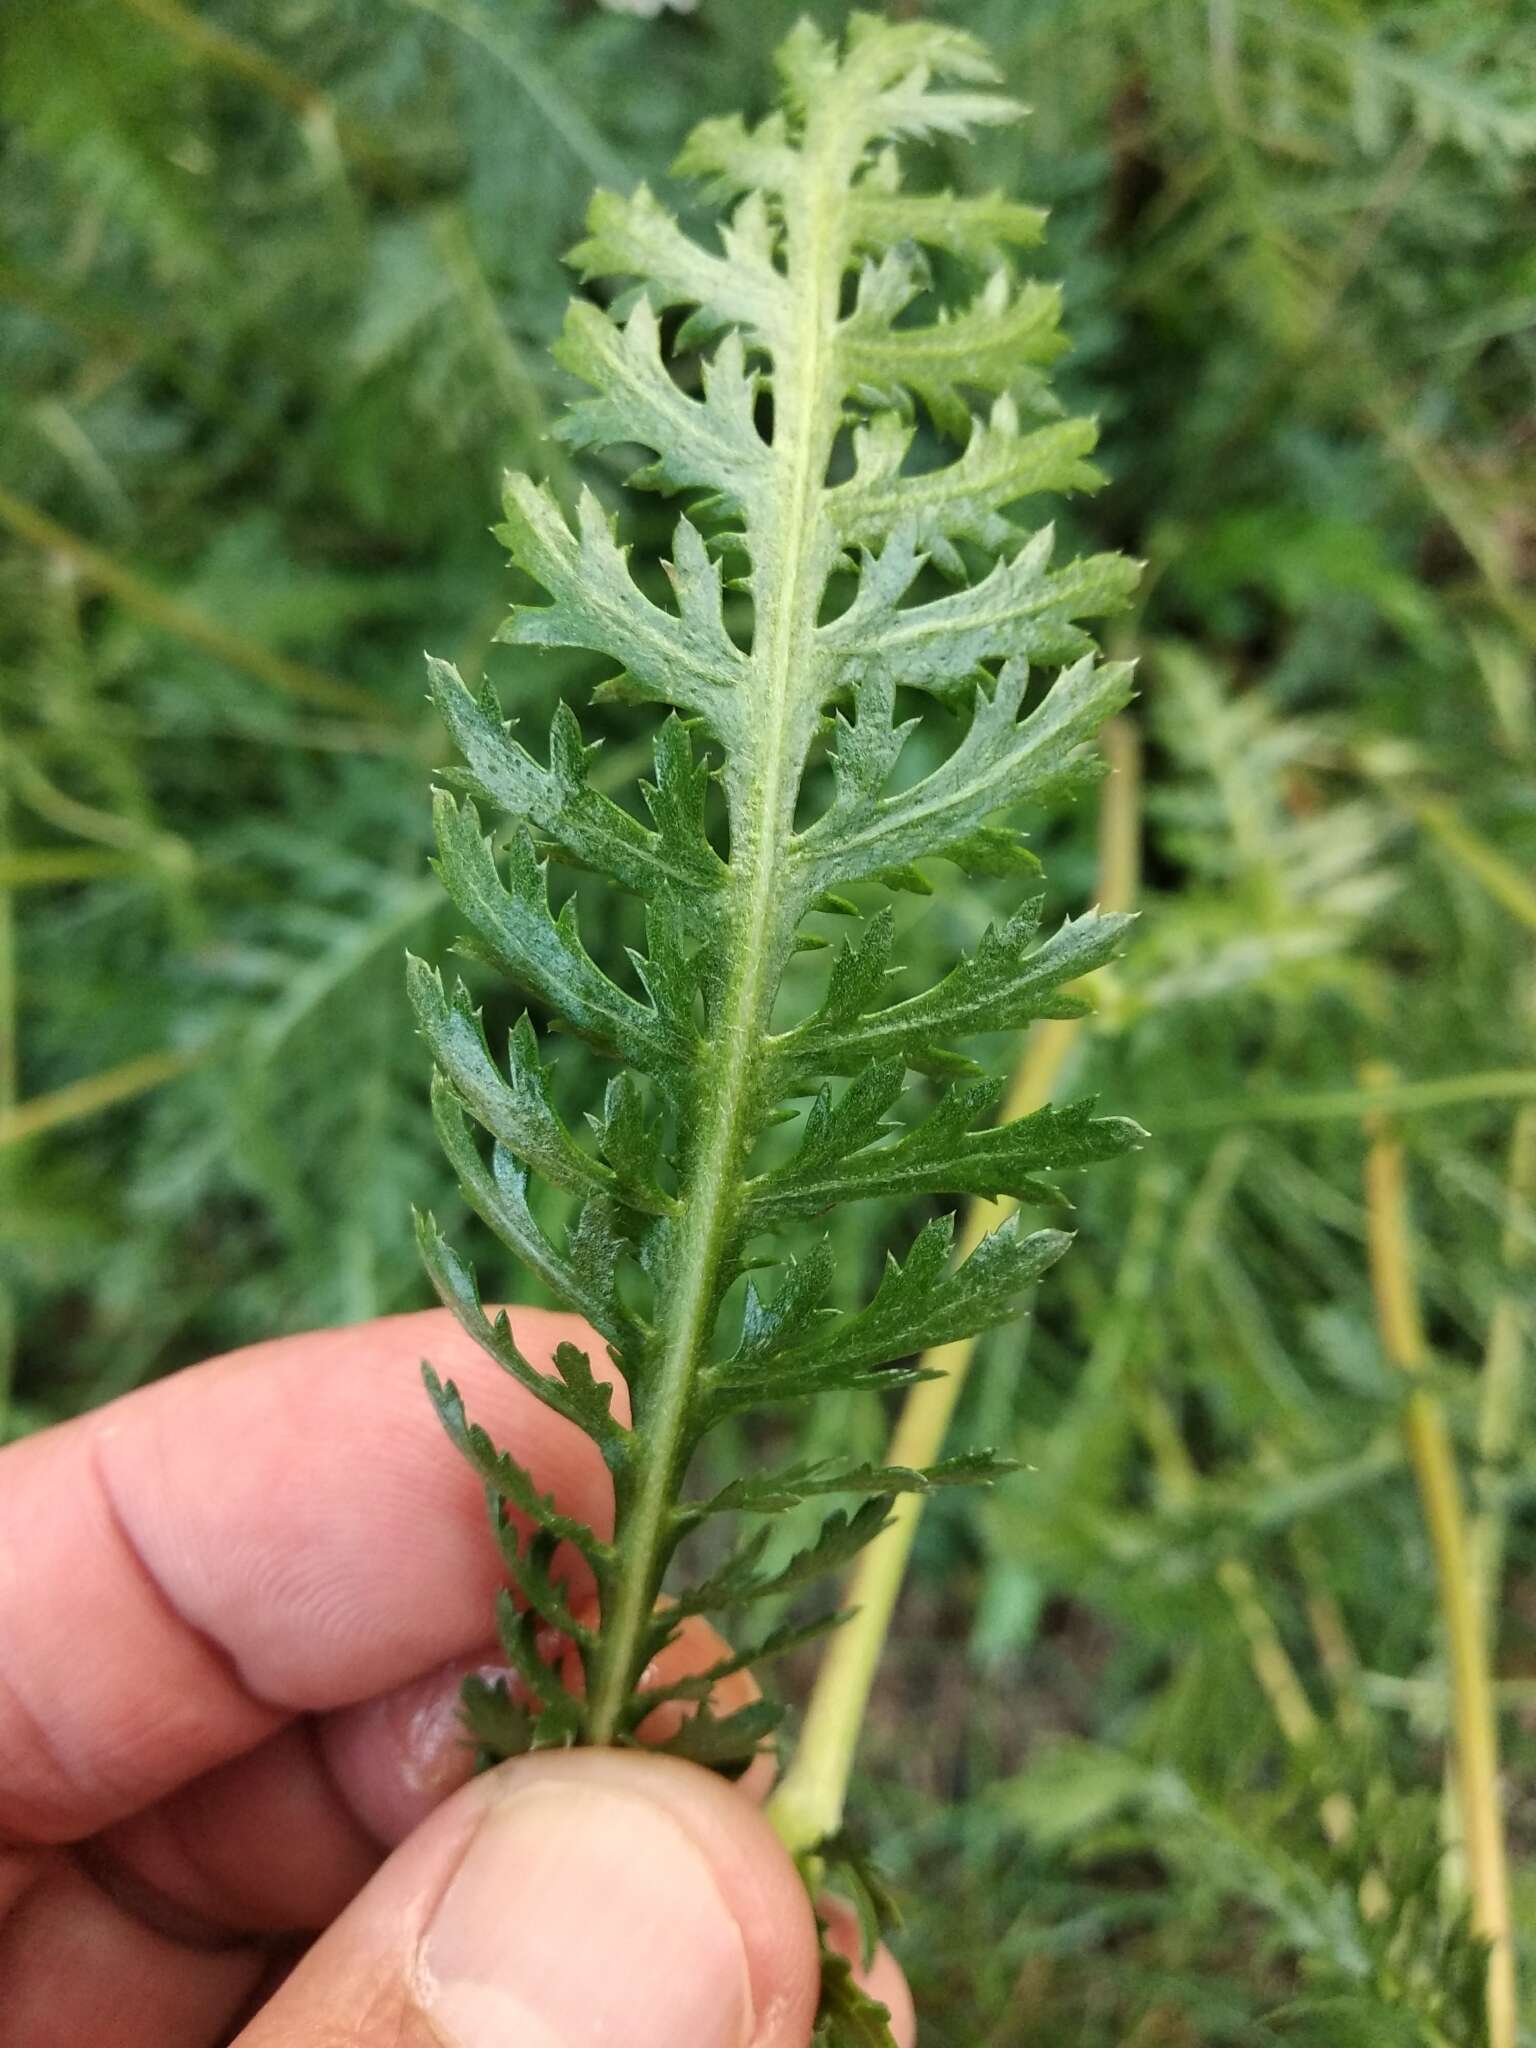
[0,1309,914,2045]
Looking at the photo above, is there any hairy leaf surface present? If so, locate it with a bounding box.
[414,27,1138,2036]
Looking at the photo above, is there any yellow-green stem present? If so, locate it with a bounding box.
[1470,1106,1536,1627]
[1289,1522,1368,1737]
[111,0,401,183]
[1412,795,1536,935]
[0,1048,201,1151]
[1159,1067,1536,1130]
[0,483,387,719]
[770,719,1140,1852]
[1142,1395,1377,1876]
[1362,1068,1516,2048]
[1143,1399,1320,1745]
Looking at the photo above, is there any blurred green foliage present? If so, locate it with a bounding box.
[3,1,1534,2040]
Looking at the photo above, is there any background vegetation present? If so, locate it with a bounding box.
[3,1,1534,2039]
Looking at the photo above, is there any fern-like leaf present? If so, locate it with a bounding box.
[414,19,1140,2037]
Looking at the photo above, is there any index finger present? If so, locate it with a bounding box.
[0,1307,615,1845]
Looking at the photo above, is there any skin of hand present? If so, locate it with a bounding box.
[0,1309,915,2048]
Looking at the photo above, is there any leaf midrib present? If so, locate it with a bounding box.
[583,122,848,1746]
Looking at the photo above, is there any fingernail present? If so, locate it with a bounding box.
[416,1777,756,2048]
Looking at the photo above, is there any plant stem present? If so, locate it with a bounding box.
[1412,796,1536,935]
[111,0,401,187]
[0,483,388,719]
[0,848,143,887]
[1159,1067,1536,1130]
[397,0,631,192]
[0,1047,202,1151]
[1145,1401,1389,1899]
[1362,1068,1516,2048]
[1470,1106,1536,1627]
[771,718,1141,1852]
[116,0,338,121]
[1145,1401,1320,1734]
[1288,1521,1368,1736]
[431,206,576,497]
[584,116,845,1746]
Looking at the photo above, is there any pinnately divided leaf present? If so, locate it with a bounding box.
[413,20,1140,2042]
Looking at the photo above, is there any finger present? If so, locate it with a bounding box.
[822,1900,918,2048]
[322,1602,775,1852]
[869,1947,917,2048]
[237,1749,821,2048]
[90,1715,386,1940]
[87,1610,767,1939]
[0,1659,491,2048]
[0,1308,614,1846]
[0,1852,263,2048]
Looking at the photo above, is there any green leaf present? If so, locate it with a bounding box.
[584,1071,669,1203]
[409,957,625,1202]
[413,23,1137,1928]
[494,480,747,739]
[460,1674,537,1763]
[841,269,1068,438]
[798,651,1138,901]
[832,401,1105,574]
[818,1831,904,1966]
[569,182,786,343]
[430,1075,631,1338]
[491,1586,583,1714]
[733,1239,839,1360]
[417,1212,628,1464]
[707,1215,1070,1413]
[820,536,1136,702]
[672,1497,897,1618]
[812,1943,898,2048]
[428,655,726,894]
[652,1697,784,1777]
[424,1367,611,1573]
[695,1448,1016,1518]
[849,168,1047,265]
[554,302,770,515]
[776,17,1021,143]
[428,798,685,1071]
[672,108,797,204]
[748,1081,1144,1223]
[781,907,1134,1081]
[490,1523,593,1648]
[627,1611,850,1720]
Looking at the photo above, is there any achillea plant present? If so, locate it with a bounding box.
[411,16,1139,2036]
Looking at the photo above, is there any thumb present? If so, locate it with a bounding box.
[235,1747,824,2047]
